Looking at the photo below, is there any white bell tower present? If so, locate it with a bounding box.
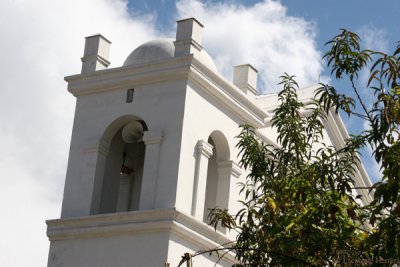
[46,17,373,267]
[46,18,268,266]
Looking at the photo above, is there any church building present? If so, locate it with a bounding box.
[46,18,372,266]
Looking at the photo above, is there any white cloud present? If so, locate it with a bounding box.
[0,1,158,266]
[359,26,388,53]
[357,26,389,107]
[176,0,324,92]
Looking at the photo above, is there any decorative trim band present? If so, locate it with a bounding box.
[196,140,213,158]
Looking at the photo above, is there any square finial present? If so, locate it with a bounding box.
[233,64,258,96]
[174,18,204,57]
[81,34,111,74]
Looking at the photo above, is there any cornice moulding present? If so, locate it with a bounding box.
[65,56,194,96]
[46,208,236,263]
[189,58,267,127]
[65,55,268,128]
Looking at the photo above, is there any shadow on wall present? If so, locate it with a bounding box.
[91,115,148,215]
[204,131,231,232]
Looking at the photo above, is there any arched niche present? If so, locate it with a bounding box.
[91,115,148,214]
[203,131,231,224]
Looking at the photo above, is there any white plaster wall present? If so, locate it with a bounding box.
[48,232,169,267]
[167,233,234,267]
[176,79,247,223]
[62,78,188,218]
[257,125,278,146]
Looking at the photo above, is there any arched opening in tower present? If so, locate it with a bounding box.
[203,131,231,232]
[98,120,147,214]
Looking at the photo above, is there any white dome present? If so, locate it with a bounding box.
[123,38,217,71]
[123,39,174,66]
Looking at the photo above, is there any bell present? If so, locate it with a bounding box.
[120,152,133,175]
[120,164,133,175]
[122,121,143,143]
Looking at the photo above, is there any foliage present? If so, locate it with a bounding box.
[321,29,400,262]
[213,74,370,266]
[180,30,400,266]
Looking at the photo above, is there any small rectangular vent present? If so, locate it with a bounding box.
[126,88,134,103]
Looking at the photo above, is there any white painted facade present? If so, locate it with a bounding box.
[46,18,372,267]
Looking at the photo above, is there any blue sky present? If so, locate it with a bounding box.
[127,0,399,52]
[0,0,398,266]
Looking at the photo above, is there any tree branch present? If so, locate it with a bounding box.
[351,79,373,123]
